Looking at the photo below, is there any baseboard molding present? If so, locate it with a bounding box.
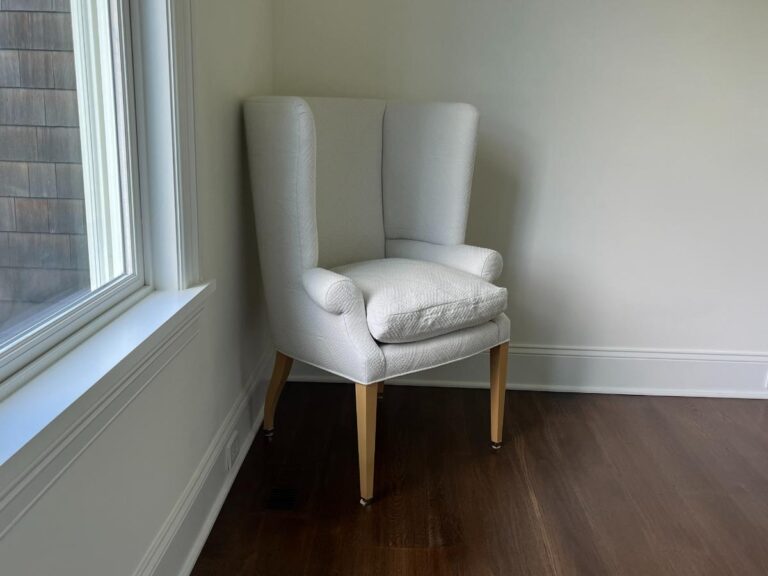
[132,349,272,576]
[290,345,768,399]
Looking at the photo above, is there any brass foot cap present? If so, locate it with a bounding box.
[359,497,373,507]
[263,428,275,438]
[490,441,503,451]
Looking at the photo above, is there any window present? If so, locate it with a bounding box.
[0,0,143,388]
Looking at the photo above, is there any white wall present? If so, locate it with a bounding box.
[273,0,768,356]
[0,1,274,574]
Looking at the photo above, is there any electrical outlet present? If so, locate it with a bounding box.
[225,431,240,472]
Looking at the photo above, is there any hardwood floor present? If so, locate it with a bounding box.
[191,382,768,576]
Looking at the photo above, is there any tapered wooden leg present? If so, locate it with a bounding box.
[263,352,293,436]
[377,381,385,401]
[490,342,509,449]
[355,383,378,505]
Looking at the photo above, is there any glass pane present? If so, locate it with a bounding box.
[0,1,127,346]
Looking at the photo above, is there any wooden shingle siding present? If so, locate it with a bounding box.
[0,125,36,160]
[43,88,78,126]
[48,197,83,233]
[2,1,55,11]
[0,87,45,125]
[54,162,82,198]
[14,196,47,232]
[0,161,29,196]
[7,231,69,268]
[28,161,55,196]
[0,50,20,86]
[36,126,80,162]
[0,267,87,302]
[68,232,87,268]
[30,12,72,50]
[18,50,53,87]
[0,196,14,230]
[0,13,31,50]
[0,231,8,266]
[51,50,74,88]
[2,1,72,14]
[0,269,12,299]
[0,162,83,198]
[0,223,86,267]
[0,2,88,326]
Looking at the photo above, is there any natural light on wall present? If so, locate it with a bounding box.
[0,0,143,388]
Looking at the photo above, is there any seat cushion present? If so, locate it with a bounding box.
[333,258,508,344]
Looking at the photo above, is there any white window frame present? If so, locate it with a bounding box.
[132,0,199,292]
[0,0,200,399]
[0,0,206,533]
[71,0,135,289]
[0,0,147,394]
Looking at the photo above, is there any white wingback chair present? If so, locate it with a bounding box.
[244,97,510,504]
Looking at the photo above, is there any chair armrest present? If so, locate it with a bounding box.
[386,239,503,283]
[302,267,363,315]
[300,267,385,383]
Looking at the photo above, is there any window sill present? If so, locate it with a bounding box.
[0,281,215,538]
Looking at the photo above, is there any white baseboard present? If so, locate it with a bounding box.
[132,349,272,576]
[290,345,768,399]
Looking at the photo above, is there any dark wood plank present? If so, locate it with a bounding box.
[191,384,768,576]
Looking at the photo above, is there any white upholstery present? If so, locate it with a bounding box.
[386,238,503,283]
[244,96,509,384]
[382,314,510,379]
[334,258,507,344]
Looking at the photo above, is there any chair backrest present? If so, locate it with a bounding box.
[305,98,387,269]
[243,96,478,329]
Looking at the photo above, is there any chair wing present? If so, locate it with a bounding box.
[244,96,319,283]
[244,97,385,384]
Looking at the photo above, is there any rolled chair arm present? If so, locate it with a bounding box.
[386,239,503,283]
[302,267,363,315]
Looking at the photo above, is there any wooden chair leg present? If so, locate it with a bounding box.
[355,383,379,505]
[490,342,509,449]
[263,352,293,437]
[377,381,385,401]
